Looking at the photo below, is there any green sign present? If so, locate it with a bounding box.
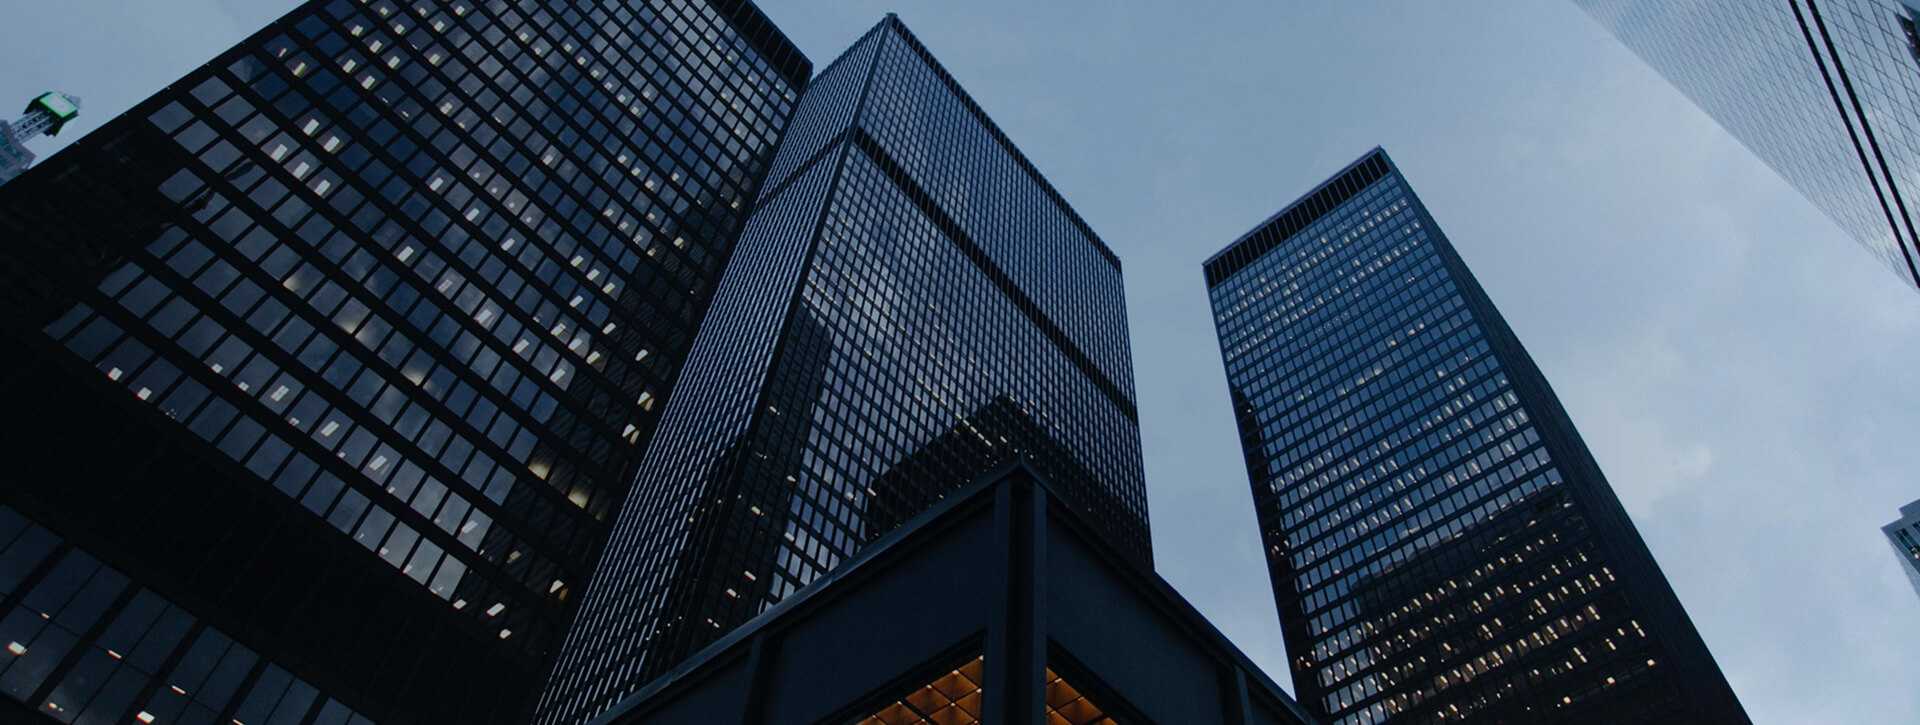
[28,92,80,136]
[33,92,77,119]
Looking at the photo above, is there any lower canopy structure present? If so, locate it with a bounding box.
[589,463,1317,725]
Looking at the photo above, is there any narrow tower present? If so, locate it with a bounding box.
[1205,149,1746,723]
[537,16,1148,724]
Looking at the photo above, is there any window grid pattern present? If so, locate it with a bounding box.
[539,18,1146,725]
[31,0,800,668]
[538,123,846,725]
[1810,0,1920,286]
[1575,0,1920,290]
[1209,156,1703,723]
[860,27,1135,395]
[0,507,371,725]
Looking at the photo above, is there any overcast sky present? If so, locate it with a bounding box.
[7,2,1919,722]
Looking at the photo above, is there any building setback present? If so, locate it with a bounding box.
[1882,499,1920,600]
[1574,0,1920,293]
[536,15,1149,724]
[0,0,807,721]
[1204,149,1746,723]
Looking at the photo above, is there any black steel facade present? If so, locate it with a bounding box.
[0,0,807,721]
[538,16,1148,724]
[1576,0,1920,293]
[1205,150,1746,723]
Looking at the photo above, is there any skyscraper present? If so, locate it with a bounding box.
[0,0,807,721]
[1573,0,1920,293]
[1882,499,1920,600]
[1205,149,1746,723]
[537,16,1148,724]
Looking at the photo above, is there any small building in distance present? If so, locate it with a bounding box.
[1883,499,1920,600]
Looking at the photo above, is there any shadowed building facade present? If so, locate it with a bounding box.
[583,465,1315,725]
[537,16,1148,724]
[1575,0,1920,293]
[0,0,807,721]
[1205,149,1746,723]
[1883,499,1920,600]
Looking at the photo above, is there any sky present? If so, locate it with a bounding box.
[6,1,1919,722]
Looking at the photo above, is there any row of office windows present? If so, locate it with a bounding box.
[1312,504,1664,724]
[0,508,370,725]
[539,24,1147,719]
[31,0,804,661]
[1211,185,1402,348]
[1213,171,1679,723]
[607,144,1144,688]
[538,138,845,723]
[857,33,1135,395]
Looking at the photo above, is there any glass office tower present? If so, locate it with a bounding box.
[0,0,806,721]
[1883,499,1920,600]
[1575,0,1920,293]
[1205,149,1746,723]
[537,16,1148,724]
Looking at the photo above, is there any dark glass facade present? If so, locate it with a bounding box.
[1882,499,1920,600]
[538,16,1147,724]
[1205,149,1746,723]
[0,506,371,724]
[1575,0,1920,293]
[0,0,807,721]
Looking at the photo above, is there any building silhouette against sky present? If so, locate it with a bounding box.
[1883,499,1920,600]
[535,15,1149,724]
[0,0,807,721]
[1575,0,1920,293]
[1205,149,1747,723]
